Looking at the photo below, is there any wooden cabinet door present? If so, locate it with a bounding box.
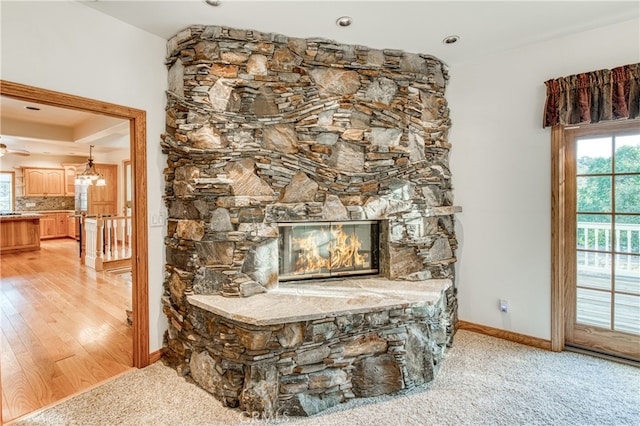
[88,164,118,215]
[45,169,64,196]
[39,214,57,238]
[68,215,78,239]
[24,169,46,196]
[63,166,77,196]
[55,212,68,237]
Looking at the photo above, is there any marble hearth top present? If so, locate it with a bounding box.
[188,278,451,325]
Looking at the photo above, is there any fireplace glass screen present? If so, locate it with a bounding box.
[278,221,379,281]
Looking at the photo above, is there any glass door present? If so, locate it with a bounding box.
[566,126,640,360]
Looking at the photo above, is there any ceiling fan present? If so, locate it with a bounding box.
[0,142,31,157]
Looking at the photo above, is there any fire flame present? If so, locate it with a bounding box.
[293,225,369,275]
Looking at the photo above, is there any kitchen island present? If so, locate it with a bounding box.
[0,213,41,253]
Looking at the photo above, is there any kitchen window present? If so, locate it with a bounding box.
[0,172,15,212]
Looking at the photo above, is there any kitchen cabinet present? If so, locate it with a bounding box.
[56,212,68,236]
[39,211,73,239]
[0,215,41,253]
[63,165,77,196]
[67,214,78,239]
[24,168,65,197]
[39,213,58,238]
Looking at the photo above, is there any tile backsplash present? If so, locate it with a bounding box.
[16,196,75,211]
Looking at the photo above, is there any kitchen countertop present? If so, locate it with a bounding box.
[17,210,75,213]
[0,213,43,221]
[0,210,76,220]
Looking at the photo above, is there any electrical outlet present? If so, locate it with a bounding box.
[499,299,509,313]
[26,202,36,207]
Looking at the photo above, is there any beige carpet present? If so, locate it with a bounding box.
[12,330,640,425]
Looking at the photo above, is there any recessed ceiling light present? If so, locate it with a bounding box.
[442,35,460,45]
[203,0,221,6]
[25,106,41,111]
[336,16,353,27]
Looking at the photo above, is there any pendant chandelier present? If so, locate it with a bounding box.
[75,145,106,186]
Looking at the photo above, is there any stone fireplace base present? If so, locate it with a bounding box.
[174,278,454,417]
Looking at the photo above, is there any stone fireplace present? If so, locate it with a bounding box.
[161,25,460,417]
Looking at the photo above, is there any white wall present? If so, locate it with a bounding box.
[448,18,640,339]
[1,1,169,350]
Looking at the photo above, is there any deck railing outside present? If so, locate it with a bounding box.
[576,221,639,334]
[577,221,639,277]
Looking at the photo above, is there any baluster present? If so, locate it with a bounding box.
[112,218,117,258]
[96,215,104,270]
[113,217,118,259]
[111,218,116,259]
[587,228,598,264]
[106,218,110,259]
[80,211,87,264]
[628,229,634,269]
[604,227,610,272]
[111,219,119,259]
[127,216,132,257]
[589,228,598,266]
[107,217,113,260]
[85,220,95,265]
[118,217,125,258]
[615,228,621,272]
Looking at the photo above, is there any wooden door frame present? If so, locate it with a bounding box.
[551,124,567,352]
[0,80,150,368]
[123,160,132,216]
[551,120,640,353]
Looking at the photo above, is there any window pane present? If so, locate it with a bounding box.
[615,254,639,295]
[613,293,640,334]
[576,288,611,328]
[577,214,611,250]
[577,252,611,291]
[577,176,611,212]
[614,134,640,173]
[0,173,14,212]
[615,215,640,254]
[615,175,640,214]
[577,137,612,175]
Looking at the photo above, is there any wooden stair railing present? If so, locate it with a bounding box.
[81,213,132,271]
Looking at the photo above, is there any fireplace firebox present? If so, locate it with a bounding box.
[278,221,379,281]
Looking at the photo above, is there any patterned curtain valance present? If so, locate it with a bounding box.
[543,63,640,127]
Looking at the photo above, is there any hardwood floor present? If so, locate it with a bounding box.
[1,239,132,422]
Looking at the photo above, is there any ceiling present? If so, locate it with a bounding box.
[0,96,130,158]
[82,0,639,66]
[1,1,638,157]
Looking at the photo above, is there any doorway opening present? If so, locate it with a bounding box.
[0,80,149,420]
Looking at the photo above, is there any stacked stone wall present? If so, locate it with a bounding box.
[162,25,457,298]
